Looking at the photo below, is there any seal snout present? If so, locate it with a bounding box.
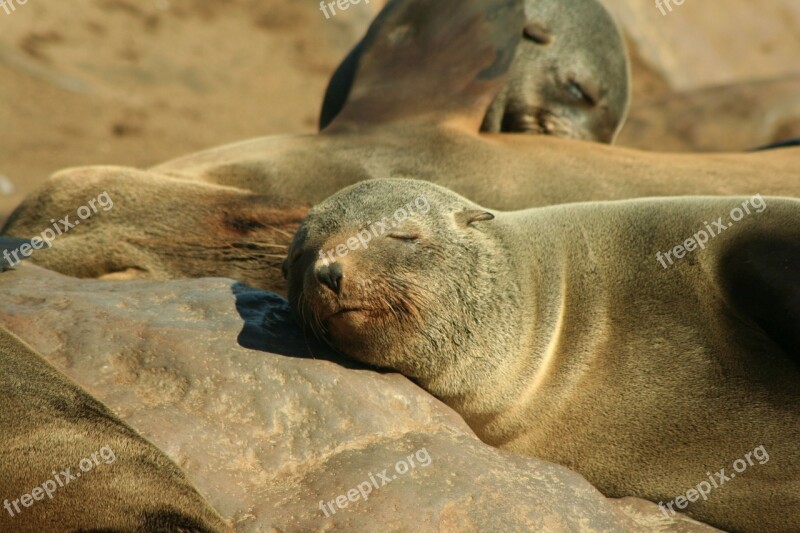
[316,261,344,294]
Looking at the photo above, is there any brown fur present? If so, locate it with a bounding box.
[287,178,800,533]
[3,167,307,291]
[4,129,799,296]
[0,324,231,532]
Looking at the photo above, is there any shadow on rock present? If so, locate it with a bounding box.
[231,282,371,370]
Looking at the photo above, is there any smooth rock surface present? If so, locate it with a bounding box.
[0,265,720,532]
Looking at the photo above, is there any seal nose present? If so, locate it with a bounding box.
[316,262,344,294]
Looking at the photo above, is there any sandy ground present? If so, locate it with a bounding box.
[1,0,798,225]
[0,0,379,223]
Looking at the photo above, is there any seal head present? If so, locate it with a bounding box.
[286,179,520,386]
[480,0,631,141]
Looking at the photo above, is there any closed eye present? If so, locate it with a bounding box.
[387,232,420,241]
[523,23,552,45]
[568,80,597,106]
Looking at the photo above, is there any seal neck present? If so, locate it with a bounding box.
[421,216,546,411]
[430,212,597,443]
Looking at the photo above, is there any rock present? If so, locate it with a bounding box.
[0,265,720,532]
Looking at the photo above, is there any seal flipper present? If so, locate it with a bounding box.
[753,137,800,151]
[321,0,523,133]
[319,40,364,131]
[0,236,34,272]
[719,235,800,367]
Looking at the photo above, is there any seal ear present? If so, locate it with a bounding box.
[320,0,524,133]
[455,210,495,228]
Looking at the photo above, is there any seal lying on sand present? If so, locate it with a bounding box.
[320,0,631,142]
[3,0,799,295]
[286,178,800,533]
[0,324,231,532]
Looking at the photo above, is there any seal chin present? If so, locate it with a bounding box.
[314,305,396,363]
[501,109,545,134]
[310,302,385,343]
[326,305,391,327]
[325,308,374,339]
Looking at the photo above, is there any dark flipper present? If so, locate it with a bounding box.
[0,236,34,272]
[752,137,800,151]
[321,0,523,132]
[319,40,364,131]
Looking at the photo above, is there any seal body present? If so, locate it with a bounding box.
[4,121,799,295]
[0,325,231,532]
[287,178,800,533]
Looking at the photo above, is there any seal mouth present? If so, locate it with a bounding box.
[323,306,385,323]
[501,107,577,138]
[298,275,431,354]
[502,110,549,134]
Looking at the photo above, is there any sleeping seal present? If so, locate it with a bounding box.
[286,178,800,533]
[320,0,631,142]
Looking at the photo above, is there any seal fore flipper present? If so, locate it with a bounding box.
[321,0,523,133]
